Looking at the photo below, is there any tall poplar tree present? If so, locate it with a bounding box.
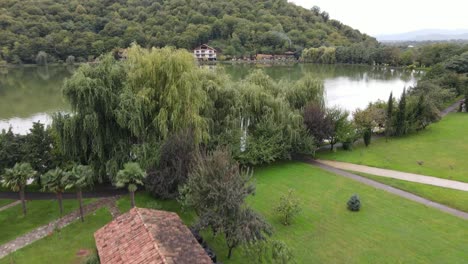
[395,88,407,136]
[386,92,394,139]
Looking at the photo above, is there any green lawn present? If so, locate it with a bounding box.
[119,162,468,263]
[354,172,468,213]
[0,199,91,244]
[0,199,14,207]
[4,162,468,263]
[0,208,111,264]
[317,113,468,183]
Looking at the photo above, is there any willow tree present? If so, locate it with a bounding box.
[53,54,130,181]
[214,70,320,165]
[54,44,209,181]
[123,45,209,143]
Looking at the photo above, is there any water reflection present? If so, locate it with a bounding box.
[223,63,419,112]
[0,66,74,134]
[0,64,420,134]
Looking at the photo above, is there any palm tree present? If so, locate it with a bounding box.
[115,163,146,208]
[2,163,36,216]
[41,168,67,215]
[63,165,94,222]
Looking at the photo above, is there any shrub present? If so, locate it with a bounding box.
[145,129,195,199]
[243,239,295,264]
[347,194,361,211]
[66,55,75,65]
[342,141,353,151]
[144,201,162,210]
[83,250,100,264]
[274,189,301,225]
[363,128,372,147]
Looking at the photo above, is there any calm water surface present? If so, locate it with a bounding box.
[0,64,421,134]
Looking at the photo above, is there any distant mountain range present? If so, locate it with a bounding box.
[377,29,468,42]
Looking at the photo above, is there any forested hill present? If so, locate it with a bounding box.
[0,0,377,64]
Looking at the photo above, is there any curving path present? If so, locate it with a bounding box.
[296,156,468,220]
[0,201,21,213]
[0,196,121,259]
[316,159,468,192]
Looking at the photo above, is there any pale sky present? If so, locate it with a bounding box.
[290,0,468,36]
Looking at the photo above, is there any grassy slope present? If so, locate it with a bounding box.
[317,113,468,183]
[119,162,468,264]
[0,208,111,264]
[0,199,91,244]
[354,172,468,213]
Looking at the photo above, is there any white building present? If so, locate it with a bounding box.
[193,44,217,61]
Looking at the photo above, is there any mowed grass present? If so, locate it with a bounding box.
[0,199,91,244]
[317,113,468,183]
[119,162,468,263]
[4,162,466,263]
[354,172,468,213]
[0,208,111,264]
[0,199,15,207]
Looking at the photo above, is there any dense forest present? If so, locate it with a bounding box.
[302,42,468,68]
[0,0,377,64]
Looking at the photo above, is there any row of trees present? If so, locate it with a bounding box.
[301,43,468,68]
[345,45,468,146]
[0,0,376,64]
[1,162,92,221]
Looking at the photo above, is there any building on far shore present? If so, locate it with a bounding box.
[194,44,217,61]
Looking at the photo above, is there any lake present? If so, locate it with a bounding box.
[0,64,421,134]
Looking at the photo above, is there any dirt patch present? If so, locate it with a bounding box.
[76,249,91,257]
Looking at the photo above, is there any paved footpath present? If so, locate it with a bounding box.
[297,157,468,220]
[0,196,121,259]
[0,201,20,213]
[316,159,468,192]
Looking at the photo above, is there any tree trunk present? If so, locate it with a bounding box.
[57,192,63,216]
[130,191,135,208]
[227,246,234,259]
[77,189,84,222]
[19,186,26,216]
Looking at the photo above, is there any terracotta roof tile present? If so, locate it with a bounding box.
[94,208,212,264]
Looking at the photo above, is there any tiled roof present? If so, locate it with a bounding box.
[194,44,216,51]
[94,208,212,264]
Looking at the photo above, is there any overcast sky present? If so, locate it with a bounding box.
[290,0,468,36]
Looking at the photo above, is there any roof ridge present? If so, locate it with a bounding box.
[134,208,168,264]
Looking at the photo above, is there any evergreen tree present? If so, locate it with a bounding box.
[386,92,394,139]
[395,88,407,136]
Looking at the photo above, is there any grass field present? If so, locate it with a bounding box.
[119,162,468,263]
[0,199,14,207]
[317,113,468,183]
[354,172,468,213]
[2,162,468,263]
[0,199,91,244]
[0,208,111,264]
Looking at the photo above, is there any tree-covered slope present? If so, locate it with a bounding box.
[0,0,377,64]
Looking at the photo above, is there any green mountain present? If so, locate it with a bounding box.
[0,0,377,64]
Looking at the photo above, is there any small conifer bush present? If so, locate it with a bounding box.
[347,194,361,211]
